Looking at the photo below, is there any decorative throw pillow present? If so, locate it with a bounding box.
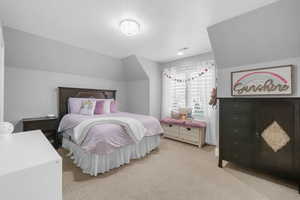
[94,100,105,114]
[103,99,112,114]
[110,100,118,113]
[95,99,113,114]
[79,99,96,115]
[68,97,84,114]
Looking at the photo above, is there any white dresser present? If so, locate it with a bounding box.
[0,130,62,200]
[0,22,4,121]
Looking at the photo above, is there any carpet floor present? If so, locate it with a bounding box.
[61,137,298,200]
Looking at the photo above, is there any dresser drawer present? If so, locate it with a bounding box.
[162,124,180,138]
[180,127,200,143]
[223,126,253,143]
[222,101,253,114]
[223,114,253,128]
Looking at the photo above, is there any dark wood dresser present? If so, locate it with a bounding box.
[219,98,300,192]
[22,117,59,149]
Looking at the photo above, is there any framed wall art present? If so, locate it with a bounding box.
[231,65,293,96]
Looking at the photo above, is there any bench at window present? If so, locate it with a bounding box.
[160,117,206,148]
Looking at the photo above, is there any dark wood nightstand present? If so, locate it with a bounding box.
[22,117,60,149]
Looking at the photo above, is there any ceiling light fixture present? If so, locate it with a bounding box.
[177,51,184,56]
[119,19,140,36]
[177,47,189,56]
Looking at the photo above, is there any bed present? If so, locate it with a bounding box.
[58,87,163,176]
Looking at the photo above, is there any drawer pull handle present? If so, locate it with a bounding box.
[186,128,191,131]
[255,132,260,138]
[168,124,173,127]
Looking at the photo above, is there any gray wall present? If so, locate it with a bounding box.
[129,53,216,120]
[208,0,300,98]
[217,57,300,97]
[208,0,300,69]
[160,52,214,69]
[3,27,129,130]
[122,55,148,81]
[3,26,163,129]
[5,67,128,131]
[122,55,150,116]
[0,23,4,121]
[126,80,149,115]
[207,0,300,148]
[122,55,162,119]
[138,57,162,119]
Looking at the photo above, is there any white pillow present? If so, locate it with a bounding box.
[79,99,96,115]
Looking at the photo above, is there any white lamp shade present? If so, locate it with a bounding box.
[0,122,14,135]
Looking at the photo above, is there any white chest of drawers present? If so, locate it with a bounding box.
[161,123,205,147]
[0,130,62,200]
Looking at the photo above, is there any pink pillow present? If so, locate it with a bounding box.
[94,100,105,114]
[110,101,118,113]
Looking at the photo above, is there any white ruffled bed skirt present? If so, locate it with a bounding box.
[62,135,160,176]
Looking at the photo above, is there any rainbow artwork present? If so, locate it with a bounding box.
[231,65,292,96]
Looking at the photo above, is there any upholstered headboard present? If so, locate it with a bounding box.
[58,87,116,120]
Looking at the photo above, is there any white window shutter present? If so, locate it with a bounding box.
[162,60,215,119]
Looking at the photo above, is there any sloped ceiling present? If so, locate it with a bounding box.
[208,0,300,68]
[0,0,279,62]
[3,27,125,81]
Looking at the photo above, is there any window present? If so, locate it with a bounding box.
[170,72,186,111]
[162,60,217,145]
[162,60,215,119]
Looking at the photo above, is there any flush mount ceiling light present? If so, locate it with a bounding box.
[177,47,189,56]
[119,19,140,36]
[177,51,184,56]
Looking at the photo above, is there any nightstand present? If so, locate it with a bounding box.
[22,117,60,149]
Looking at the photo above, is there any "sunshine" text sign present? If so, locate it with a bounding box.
[231,65,293,96]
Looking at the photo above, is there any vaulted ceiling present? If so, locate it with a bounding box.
[0,0,278,62]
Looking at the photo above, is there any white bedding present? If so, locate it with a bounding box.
[58,112,163,155]
[69,117,147,145]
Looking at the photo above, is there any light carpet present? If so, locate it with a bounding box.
[61,137,298,200]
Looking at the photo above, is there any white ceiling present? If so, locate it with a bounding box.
[0,0,278,62]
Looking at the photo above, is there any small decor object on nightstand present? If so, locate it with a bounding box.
[0,122,14,136]
[22,116,60,149]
